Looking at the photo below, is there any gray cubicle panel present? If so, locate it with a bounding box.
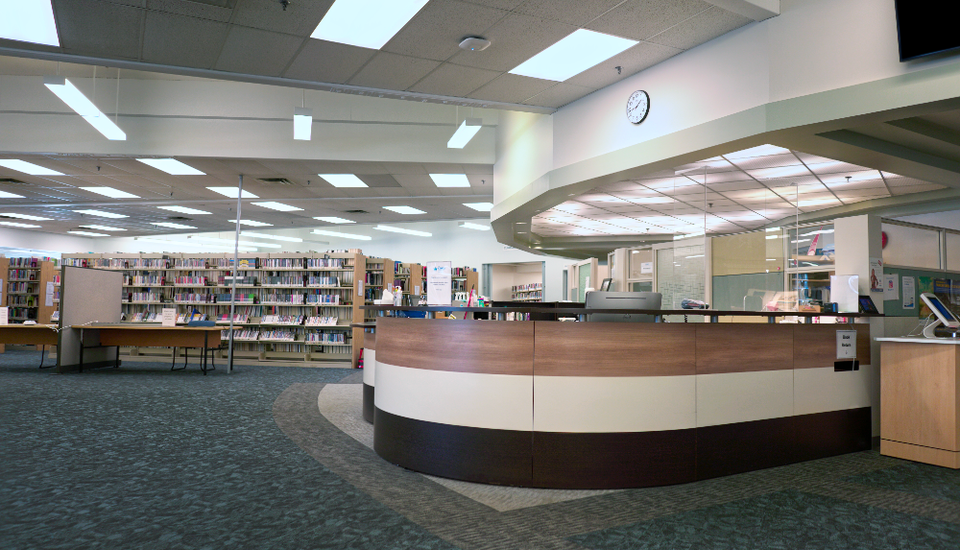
[57,266,123,373]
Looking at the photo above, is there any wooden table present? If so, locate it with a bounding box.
[0,324,60,367]
[72,325,223,374]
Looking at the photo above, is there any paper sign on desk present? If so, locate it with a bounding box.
[0,307,7,325]
[45,281,55,306]
[161,308,177,327]
[426,261,452,306]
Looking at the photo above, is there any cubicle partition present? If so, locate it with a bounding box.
[57,266,123,373]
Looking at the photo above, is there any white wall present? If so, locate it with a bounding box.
[0,225,97,256]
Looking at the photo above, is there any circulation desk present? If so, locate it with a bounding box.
[363,306,876,489]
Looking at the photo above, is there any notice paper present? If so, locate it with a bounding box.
[869,258,883,293]
[902,276,916,309]
[45,281,55,307]
[883,274,899,301]
[426,261,452,306]
[161,308,177,327]
[0,306,7,325]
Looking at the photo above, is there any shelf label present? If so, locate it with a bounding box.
[426,261,452,306]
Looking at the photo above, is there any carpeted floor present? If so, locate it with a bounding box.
[2,349,959,550]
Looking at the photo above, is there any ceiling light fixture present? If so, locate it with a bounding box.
[80,186,139,199]
[68,230,109,237]
[509,29,638,82]
[0,190,25,199]
[207,187,259,198]
[430,173,470,188]
[136,158,205,175]
[189,236,281,249]
[228,219,273,227]
[157,206,212,215]
[383,205,425,215]
[79,224,126,232]
[313,216,355,224]
[0,213,52,221]
[0,0,60,46]
[151,222,197,230]
[293,107,312,140]
[240,231,303,243]
[44,76,126,140]
[0,159,64,176]
[72,209,128,219]
[0,221,41,228]
[447,119,482,149]
[318,174,367,188]
[373,224,432,237]
[463,202,494,211]
[310,0,430,50]
[252,201,302,212]
[312,229,372,241]
[459,222,490,231]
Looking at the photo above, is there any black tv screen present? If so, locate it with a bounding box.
[895,1,960,61]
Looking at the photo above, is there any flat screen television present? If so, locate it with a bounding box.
[895,1,960,61]
[585,291,661,322]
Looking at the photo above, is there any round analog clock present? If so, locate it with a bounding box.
[626,90,650,124]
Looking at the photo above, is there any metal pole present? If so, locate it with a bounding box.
[226,174,243,373]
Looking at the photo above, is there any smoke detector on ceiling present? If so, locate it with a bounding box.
[459,36,491,52]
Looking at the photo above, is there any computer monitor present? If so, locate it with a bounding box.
[585,291,661,322]
[599,278,613,291]
[920,292,960,338]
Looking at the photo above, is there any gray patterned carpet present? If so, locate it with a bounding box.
[2,348,959,550]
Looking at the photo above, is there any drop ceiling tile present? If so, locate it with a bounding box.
[707,180,763,192]
[586,0,712,41]
[146,0,236,22]
[408,63,501,97]
[566,42,680,89]
[358,175,402,188]
[231,0,334,36]
[142,12,230,68]
[348,53,441,91]
[516,0,625,26]
[215,27,303,76]
[53,0,142,60]
[523,82,595,109]
[648,6,753,51]
[806,160,871,175]
[467,74,555,104]
[891,184,947,195]
[283,40,376,83]
[448,14,576,72]
[884,175,932,187]
[382,0,509,61]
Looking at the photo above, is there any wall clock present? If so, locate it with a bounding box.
[626,90,650,124]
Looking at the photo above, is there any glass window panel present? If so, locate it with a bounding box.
[787,224,834,269]
[946,232,960,272]
[882,223,940,269]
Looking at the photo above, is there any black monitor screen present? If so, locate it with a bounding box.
[895,1,960,61]
[585,291,661,322]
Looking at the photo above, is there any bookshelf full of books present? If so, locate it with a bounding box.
[4,256,60,325]
[511,283,544,302]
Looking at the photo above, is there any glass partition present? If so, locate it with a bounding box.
[882,222,941,269]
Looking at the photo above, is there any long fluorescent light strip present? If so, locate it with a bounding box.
[79,224,126,232]
[509,29,638,82]
[318,174,367,188]
[0,190,25,199]
[0,159,64,176]
[0,213,51,221]
[190,236,281,249]
[463,202,493,212]
[313,216,355,224]
[80,186,140,199]
[73,209,128,219]
[229,219,273,227]
[383,206,425,215]
[157,206,211,215]
[0,221,41,228]
[374,224,431,237]
[293,107,312,141]
[240,231,303,243]
[447,119,481,149]
[252,201,302,212]
[312,229,371,241]
[43,77,126,140]
[152,222,197,229]
[429,174,470,188]
[459,222,490,231]
[207,187,259,198]
[311,0,429,50]
[69,231,108,237]
[136,158,205,176]
[0,1,60,46]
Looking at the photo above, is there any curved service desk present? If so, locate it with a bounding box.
[365,306,876,489]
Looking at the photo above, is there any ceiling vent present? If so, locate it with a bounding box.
[343,209,369,214]
[257,177,295,185]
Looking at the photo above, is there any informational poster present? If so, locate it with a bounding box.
[836,330,857,359]
[869,258,883,293]
[640,262,653,274]
[426,261,452,306]
[0,306,7,325]
[161,307,177,327]
[883,274,899,301]
[45,281,55,306]
[902,276,916,310]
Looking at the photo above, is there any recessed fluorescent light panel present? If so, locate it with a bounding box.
[228,219,273,227]
[0,191,25,199]
[69,231,109,237]
[447,119,481,149]
[459,222,490,231]
[318,174,367,188]
[383,206,425,215]
[429,174,470,188]
[207,187,259,198]
[374,225,432,237]
[463,202,494,212]
[80,187,140,199]
[293,107,312,141]
[136,158,205,176]
[252,201,302,212]
[313,216,355,224]
[157,206,211,215]
[79,224,126,232]
[43,76,126,140]
[0,159,64,176]
[0,1,59,46]
[0,213,52,221]
[0,221,40,228]
[72,209,128,219]
[312,229,372,241]
[152,222,197,229]
[311,0,429,50]
[240,231,303,243]
[509,29,638,82]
